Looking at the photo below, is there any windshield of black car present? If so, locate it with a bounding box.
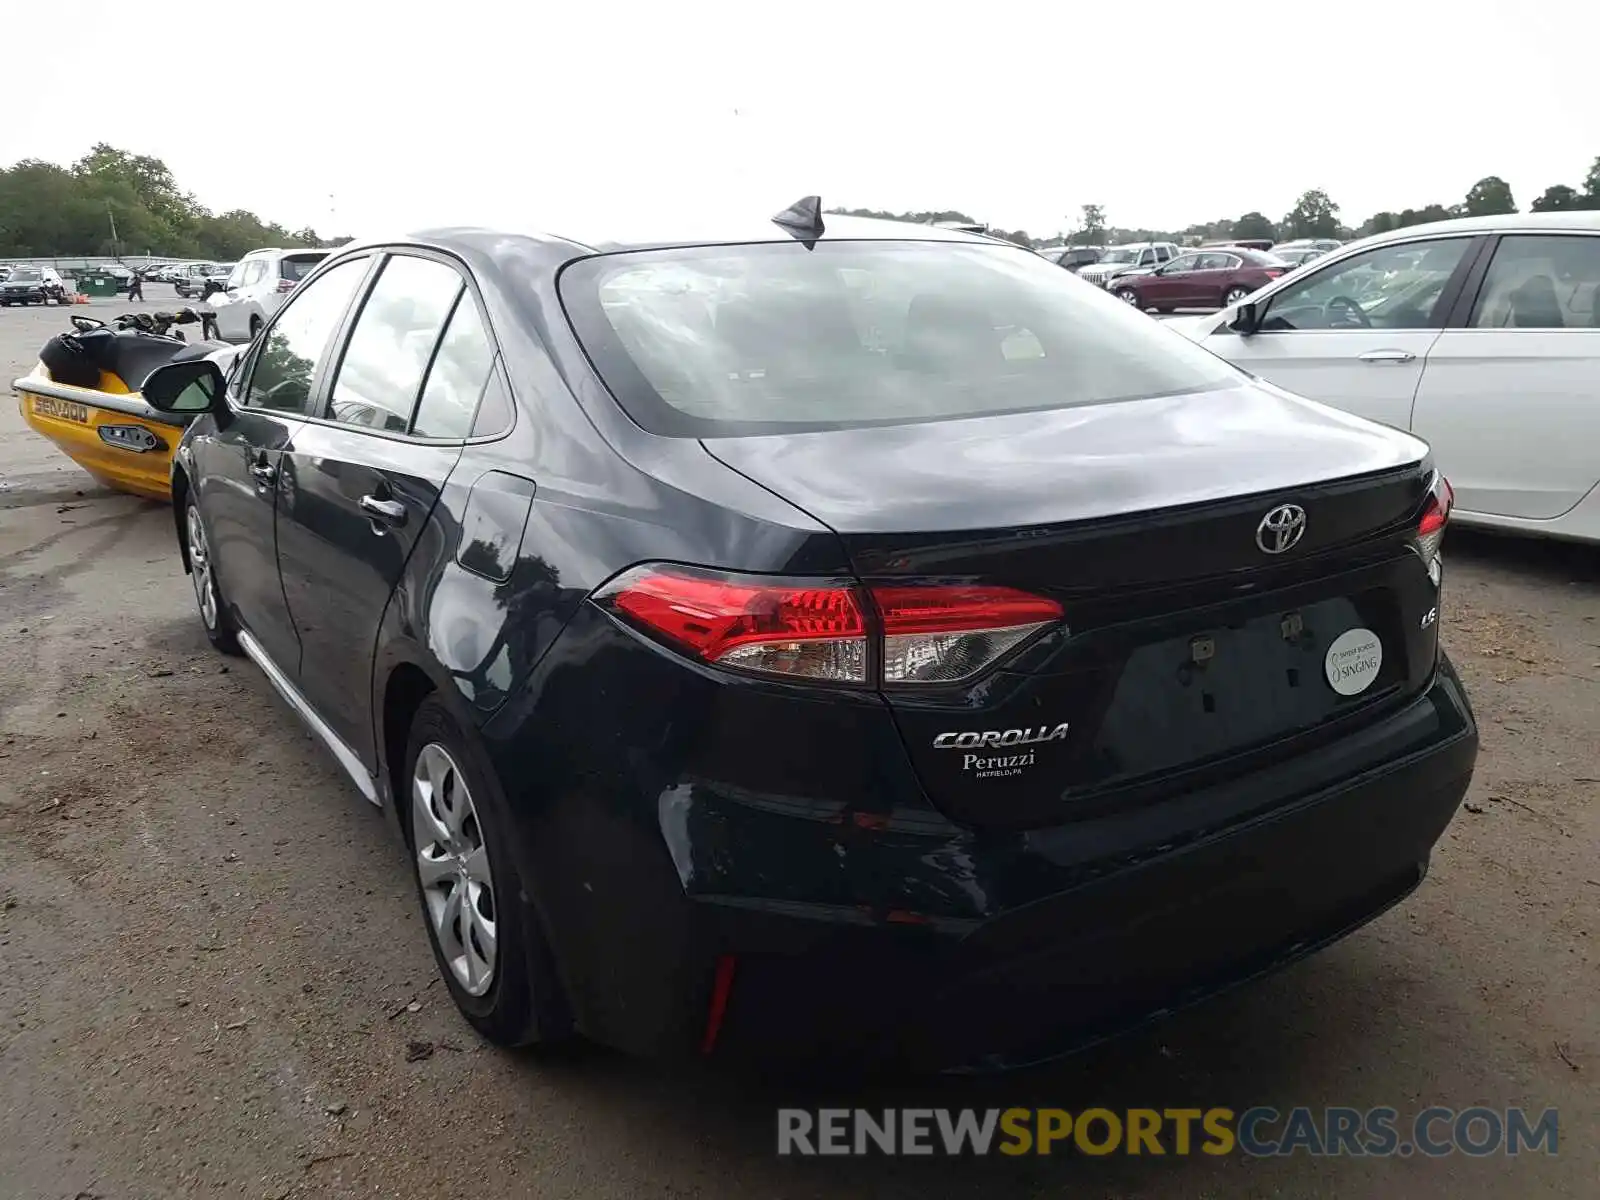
[560,240,1242,436]
[10,269,41,281]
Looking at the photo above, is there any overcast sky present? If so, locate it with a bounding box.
[4,0,1596,239]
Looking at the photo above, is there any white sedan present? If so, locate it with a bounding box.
[1169,211,1600,544]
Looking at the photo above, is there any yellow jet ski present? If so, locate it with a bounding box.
[13,308,229,502]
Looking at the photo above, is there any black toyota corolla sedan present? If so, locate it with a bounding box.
[140,200,1477,1072]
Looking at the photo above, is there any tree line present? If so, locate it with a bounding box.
[833,155,1600,249]
[0,144,351,261]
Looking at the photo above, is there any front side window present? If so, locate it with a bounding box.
[1165,254,1200,273]
[1469,235,1600,329]
[240,257,370,414]
[325,254,464,433]
[1259,237,1471,332]
[561,239,1242,437]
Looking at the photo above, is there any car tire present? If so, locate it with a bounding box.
[404,697,574,1049]
[1115,288,1141,307]
[184,498,242,656]
[1224,286,1251,305]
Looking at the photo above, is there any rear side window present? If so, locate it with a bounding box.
[412,296,497,439]
[560,240,1240,437]
[469,372,514,438]
[325,255,463,433]
[1469,235,1600,329]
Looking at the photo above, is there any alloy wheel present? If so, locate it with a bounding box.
[1226,288,1249,304]
[1118,289,1139,305]
[412,743,498,996]
[186,506,218,630]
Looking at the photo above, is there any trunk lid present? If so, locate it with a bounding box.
[703,382,1442,828]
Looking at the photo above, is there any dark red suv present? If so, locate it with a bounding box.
[1111,248,1288,313]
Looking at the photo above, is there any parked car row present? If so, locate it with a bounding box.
[1107,247,1290,312]
[1044,236,1342,305]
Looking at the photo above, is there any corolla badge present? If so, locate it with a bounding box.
[1256,503,1307,554]
[932,724,1070,750]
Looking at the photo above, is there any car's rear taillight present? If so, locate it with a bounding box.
[597,565,869,683]
[1414,473,1453,576]
[277,278,297,293]
[1263,269,1284,278]
[873,584,1062,684]
[595,566,1062,687]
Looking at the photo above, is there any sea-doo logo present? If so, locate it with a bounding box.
[933,724,1070,750]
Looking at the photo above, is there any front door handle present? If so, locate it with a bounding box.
[359,494,407,527]
[1358,349,1416,363]
[249,462,276,485]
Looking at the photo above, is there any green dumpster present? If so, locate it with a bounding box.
[76,272,120,298]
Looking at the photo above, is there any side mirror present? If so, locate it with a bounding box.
[142,358,224,413]
[1227,301,1260,335]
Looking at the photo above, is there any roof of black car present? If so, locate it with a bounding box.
[407,212,994,258]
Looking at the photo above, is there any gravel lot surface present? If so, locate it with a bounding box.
[2,291,1596,1198]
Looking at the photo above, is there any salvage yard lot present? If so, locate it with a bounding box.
[1,297,1596,1198]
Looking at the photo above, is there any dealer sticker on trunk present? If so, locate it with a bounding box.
[1324,628,1383,696]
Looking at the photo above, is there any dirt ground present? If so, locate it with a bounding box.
[1,294,1596,1199]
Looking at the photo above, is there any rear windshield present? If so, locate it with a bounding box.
[560,240,1240,436]
[280,253,327,280]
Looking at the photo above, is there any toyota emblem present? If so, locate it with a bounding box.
[1256,503,1307,554]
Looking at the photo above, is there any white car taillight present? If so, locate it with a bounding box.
[595,566,1063,687]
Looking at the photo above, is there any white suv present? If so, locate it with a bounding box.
[210,248,329,342]
[1077,242,1181,288]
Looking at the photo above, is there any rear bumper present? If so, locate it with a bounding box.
[497,618,1476,1070]
[722,673,1472,1071]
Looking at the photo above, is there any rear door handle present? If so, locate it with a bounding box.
[359,494,407,527]
[1358,349,1416,363]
